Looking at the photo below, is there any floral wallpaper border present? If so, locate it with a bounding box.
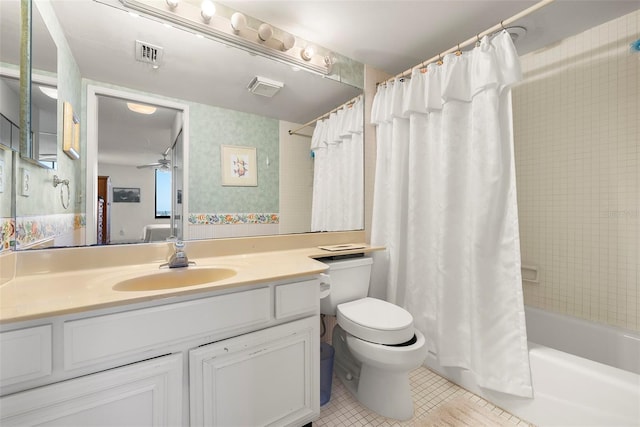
[1,217,15,252]
[188,213,279,225]
[15,213,86,249]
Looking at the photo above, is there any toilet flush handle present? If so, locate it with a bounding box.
[319,273,331,299]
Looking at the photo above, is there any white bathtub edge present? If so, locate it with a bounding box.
[424,343,640,427]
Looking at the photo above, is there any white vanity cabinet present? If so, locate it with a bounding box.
[0,277,321,427]
[0,353,183,426]
[190,316,318,426]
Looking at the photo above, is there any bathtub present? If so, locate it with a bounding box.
[424,306,640,426]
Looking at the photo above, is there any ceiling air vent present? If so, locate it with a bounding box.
[135,40,164,66]
[247,76,284,98]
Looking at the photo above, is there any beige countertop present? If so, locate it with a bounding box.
[0,245,381,324]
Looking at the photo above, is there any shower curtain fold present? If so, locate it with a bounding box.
[370,31,532,398]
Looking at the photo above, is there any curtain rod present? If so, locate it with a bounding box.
[288,94,362,136]
[378,0,555,86]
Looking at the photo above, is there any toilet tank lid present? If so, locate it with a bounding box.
[322,256,373,270]
[338,297,413,331]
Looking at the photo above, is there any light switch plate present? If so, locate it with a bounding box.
[21,167,30,197]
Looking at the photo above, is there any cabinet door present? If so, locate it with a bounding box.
[0,325,52,387]
[190,316,319,427]
[0,353,182,426]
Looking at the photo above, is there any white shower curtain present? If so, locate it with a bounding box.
[370,31,532,397]
[311,97,364,232]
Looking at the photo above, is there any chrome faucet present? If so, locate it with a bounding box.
[161,240,192,268]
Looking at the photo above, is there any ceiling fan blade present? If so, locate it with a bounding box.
[136,153,171,169]
[136,162,162,169]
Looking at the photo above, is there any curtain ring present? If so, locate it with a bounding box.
[501,20,506,31]
[476,34,481,47]
[455,43,462,56]
[437,54,443,66]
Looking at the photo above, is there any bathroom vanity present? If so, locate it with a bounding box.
[0,240,369,426]
[0,278,320,426]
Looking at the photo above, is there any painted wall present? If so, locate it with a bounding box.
[513,10,639,331]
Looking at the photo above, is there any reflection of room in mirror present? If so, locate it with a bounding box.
[6,0,364,250]
[93,92,181,246]
[0,158,4,193]
[62,101,79,160]
[221,145,257,187]
[112,187,141,203]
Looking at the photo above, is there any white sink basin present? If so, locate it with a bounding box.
[113,267,237,292]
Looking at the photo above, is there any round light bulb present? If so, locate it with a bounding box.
[165,0,179,9]
[200,0,215,23]
[282,33,295,51]
[258,23,273,42]
[301,45,315,61]
[230,12,246,33]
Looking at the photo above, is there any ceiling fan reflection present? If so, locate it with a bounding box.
[136,152,171,170]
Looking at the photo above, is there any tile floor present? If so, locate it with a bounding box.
[315,366,534,426]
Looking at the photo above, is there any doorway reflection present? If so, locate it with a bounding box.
[95,94,182,244]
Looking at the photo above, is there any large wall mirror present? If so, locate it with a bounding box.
[1,0,364,251]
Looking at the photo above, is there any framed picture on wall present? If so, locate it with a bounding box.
[221,145,257,187]
[62,101,80,160]
[113,187,141,203]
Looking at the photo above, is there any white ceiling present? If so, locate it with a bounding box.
[96,96,179,166]
[1,0,638,167]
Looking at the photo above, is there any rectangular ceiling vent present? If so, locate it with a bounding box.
[247,76,284,98]
[135,40,164,66]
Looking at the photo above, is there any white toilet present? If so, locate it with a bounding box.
[320,256,427,420]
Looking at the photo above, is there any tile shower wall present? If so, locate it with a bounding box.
[513,10,639,331]
[278,121,313,235]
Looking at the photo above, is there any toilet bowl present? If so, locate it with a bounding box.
[320,257,427,420]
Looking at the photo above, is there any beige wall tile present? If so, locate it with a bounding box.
[514,9,639,331]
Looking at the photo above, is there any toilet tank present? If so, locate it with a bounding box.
[320,256,373,315]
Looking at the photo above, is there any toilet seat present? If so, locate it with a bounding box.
[337,297,414,345]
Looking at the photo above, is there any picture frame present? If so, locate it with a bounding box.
[62,101,80,160]
[113,187,141,203]
[221,145,257,187]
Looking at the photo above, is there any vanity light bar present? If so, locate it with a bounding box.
[119,0,331,76]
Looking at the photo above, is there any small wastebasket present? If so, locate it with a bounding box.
[320,342,335,406]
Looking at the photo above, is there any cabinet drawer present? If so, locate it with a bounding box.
[275,280,319,320]
[64,287,270,370]
[0,325,52,387]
